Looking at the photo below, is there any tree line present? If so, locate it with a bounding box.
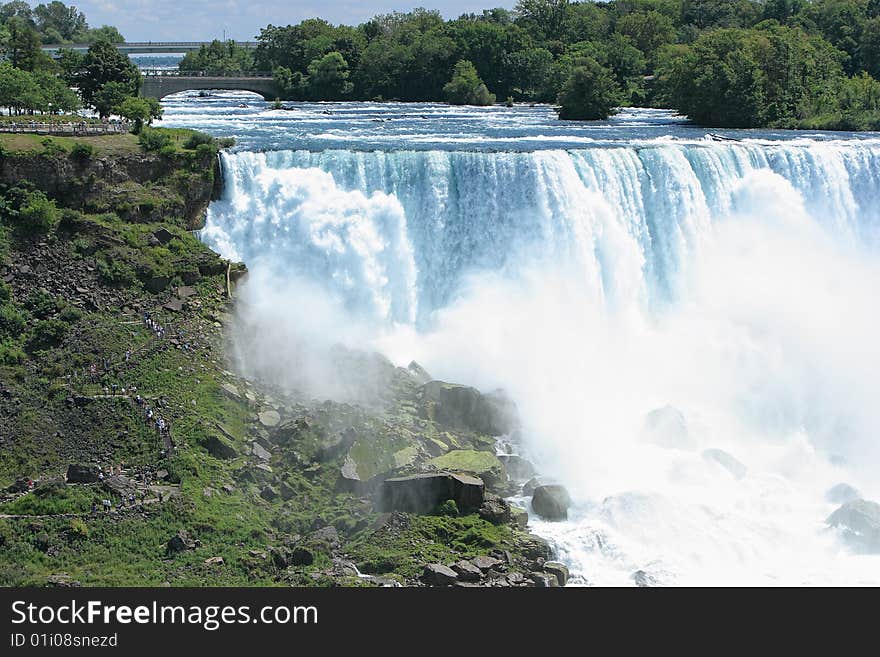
[185,0,880,129]
[0,2,160,129]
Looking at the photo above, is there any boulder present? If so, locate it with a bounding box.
[251,442,271,462]
[642,405,696,450]
[203,434,237,459]
[531,485,572,521]
[427,449,506,490]
[204,556,224,566]
[167,530,196,554]
[162,297,184,313]
[143,276,171,294]
[529,572,559,587]
[290,546,314,566]
[471,555,503,572]
[379,472,485,514]
[452,560,483,582]
[422,563,458,586]
[478,494,512,525]
[826,483,861,505]
[702,448,747,479]
[418,381,515,436]
[102,475,136,497]
[826,499,880,553]
[66,464,100,484]
[518,534,552,560]
[258,410,281,428]
[510,506,529,529]
[260,485,279,501]
[152,228,175,245]
[278,481,296,501]
[632,569,658,587]
[543,561,569,586]
[522,477,541,496]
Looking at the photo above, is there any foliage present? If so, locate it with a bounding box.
[557,57,622,119]
[179,40,254,75]
[73,40,141,116]
[138,127,173,152]
[443,59,496,105]
[115,96,163,133]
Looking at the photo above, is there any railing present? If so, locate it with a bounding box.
[42,41,259,50]
[0,121,131,136]
[140,68,273,78]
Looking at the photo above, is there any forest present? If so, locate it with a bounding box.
[182,0,880,129]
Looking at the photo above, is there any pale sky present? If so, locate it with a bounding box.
[38,1,518,41]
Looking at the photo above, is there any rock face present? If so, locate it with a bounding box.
[826,499,880,553]
[379,472,485,514]
[427,449,506,490]
[418,381,515,436]
[702,448,747,479]
[66,464,100,484]
[531,485,572,521]
[499,454,536,482]
[642,405,695,450]
[826,483,861,505]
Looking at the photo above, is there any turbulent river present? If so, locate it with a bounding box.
[158,91,880,585]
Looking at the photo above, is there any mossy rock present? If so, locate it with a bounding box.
[428,449,506,490]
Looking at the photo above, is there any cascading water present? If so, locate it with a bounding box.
[168,97,880,585]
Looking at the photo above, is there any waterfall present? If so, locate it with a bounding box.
[202,140,880,585]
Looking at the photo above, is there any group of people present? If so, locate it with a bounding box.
[144,312,167,340]
[133,394,172,444]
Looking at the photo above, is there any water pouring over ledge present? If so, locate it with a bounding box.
[160,95,880,585]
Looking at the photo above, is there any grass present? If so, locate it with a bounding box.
[0,132,140,155]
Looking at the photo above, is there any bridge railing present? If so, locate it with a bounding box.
[140,68,274,78]
[0,121,131,136]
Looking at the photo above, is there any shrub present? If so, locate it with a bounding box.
[183,131,214,149]
[70,142,94,161]
[41,138,67,158]
[0,304,26,339]
[97,258,138,288]
[0,280,10,302]
[138,128,172,152]
[159,143,177,157]
[0,339,24,365]
[26,318,69,351]
[24,289,59,319]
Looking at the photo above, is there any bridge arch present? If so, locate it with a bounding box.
[141,75,280,101]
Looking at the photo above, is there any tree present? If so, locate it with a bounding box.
[115,96,162,133]
[75,40,140,111]
[6,17,44,70]
[34,1,87,42]
[306,51,353,99]
[443,59,496,105]
[860,16,880,78]
[615,11,676,61]
[91,80,130,118]
[33,70,78,112]
[557,57,622,120]
[84,26,124,44]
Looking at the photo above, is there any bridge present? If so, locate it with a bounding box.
[42,41,258,55]
[139,69,280,101]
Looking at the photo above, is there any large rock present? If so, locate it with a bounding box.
[826,483,861,505]
[258,410,281,428]
[143,276,171,294]
[418,381,515,436]
[452,560,483,582]
[702,448,747,479]
[543,561,569,586]
[826,499,880,553]
[422,563,458,586]
[531,485,572,521]
[427,449,506,490]
[499,454,537,482]
[642,405,696,450]
[379,472,485,514]
[478,494,512,525]
[66,464,100,484]
[202,434,237,459]
[167,530,197,554]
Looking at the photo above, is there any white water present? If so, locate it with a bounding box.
[202,135,880,586]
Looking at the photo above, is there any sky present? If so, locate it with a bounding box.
[43,1,517,41]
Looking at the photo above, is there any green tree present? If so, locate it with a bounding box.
[75,40,140,112]
[33,70,78,112]
[83,25,124,44]
[860,16,880,78]
[443,59,496,105]
[6,17,44,70]
[91,80,130,118]
[557,56,622,119]
[615,11,676,61]
[306,51,354,100]
[34,1,87,42]
[115,96,162,133]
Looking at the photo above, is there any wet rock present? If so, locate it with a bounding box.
[510,506,529,529]
[418,381,516,436]
[529,572,559,587]
[826,499,880,553]
[499,454,537,482]
[380,472,485,514]
[422,563,458,586]
[522,477,541,496]
[452,560,483,582]
[478,493,512,525]
[543,561,569,586]
[518,534,552,560]
[531,485,572,521]
[66,464,100,483]
[702,448,747,479]
[826,483,861,505]
[642,405,695,450]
